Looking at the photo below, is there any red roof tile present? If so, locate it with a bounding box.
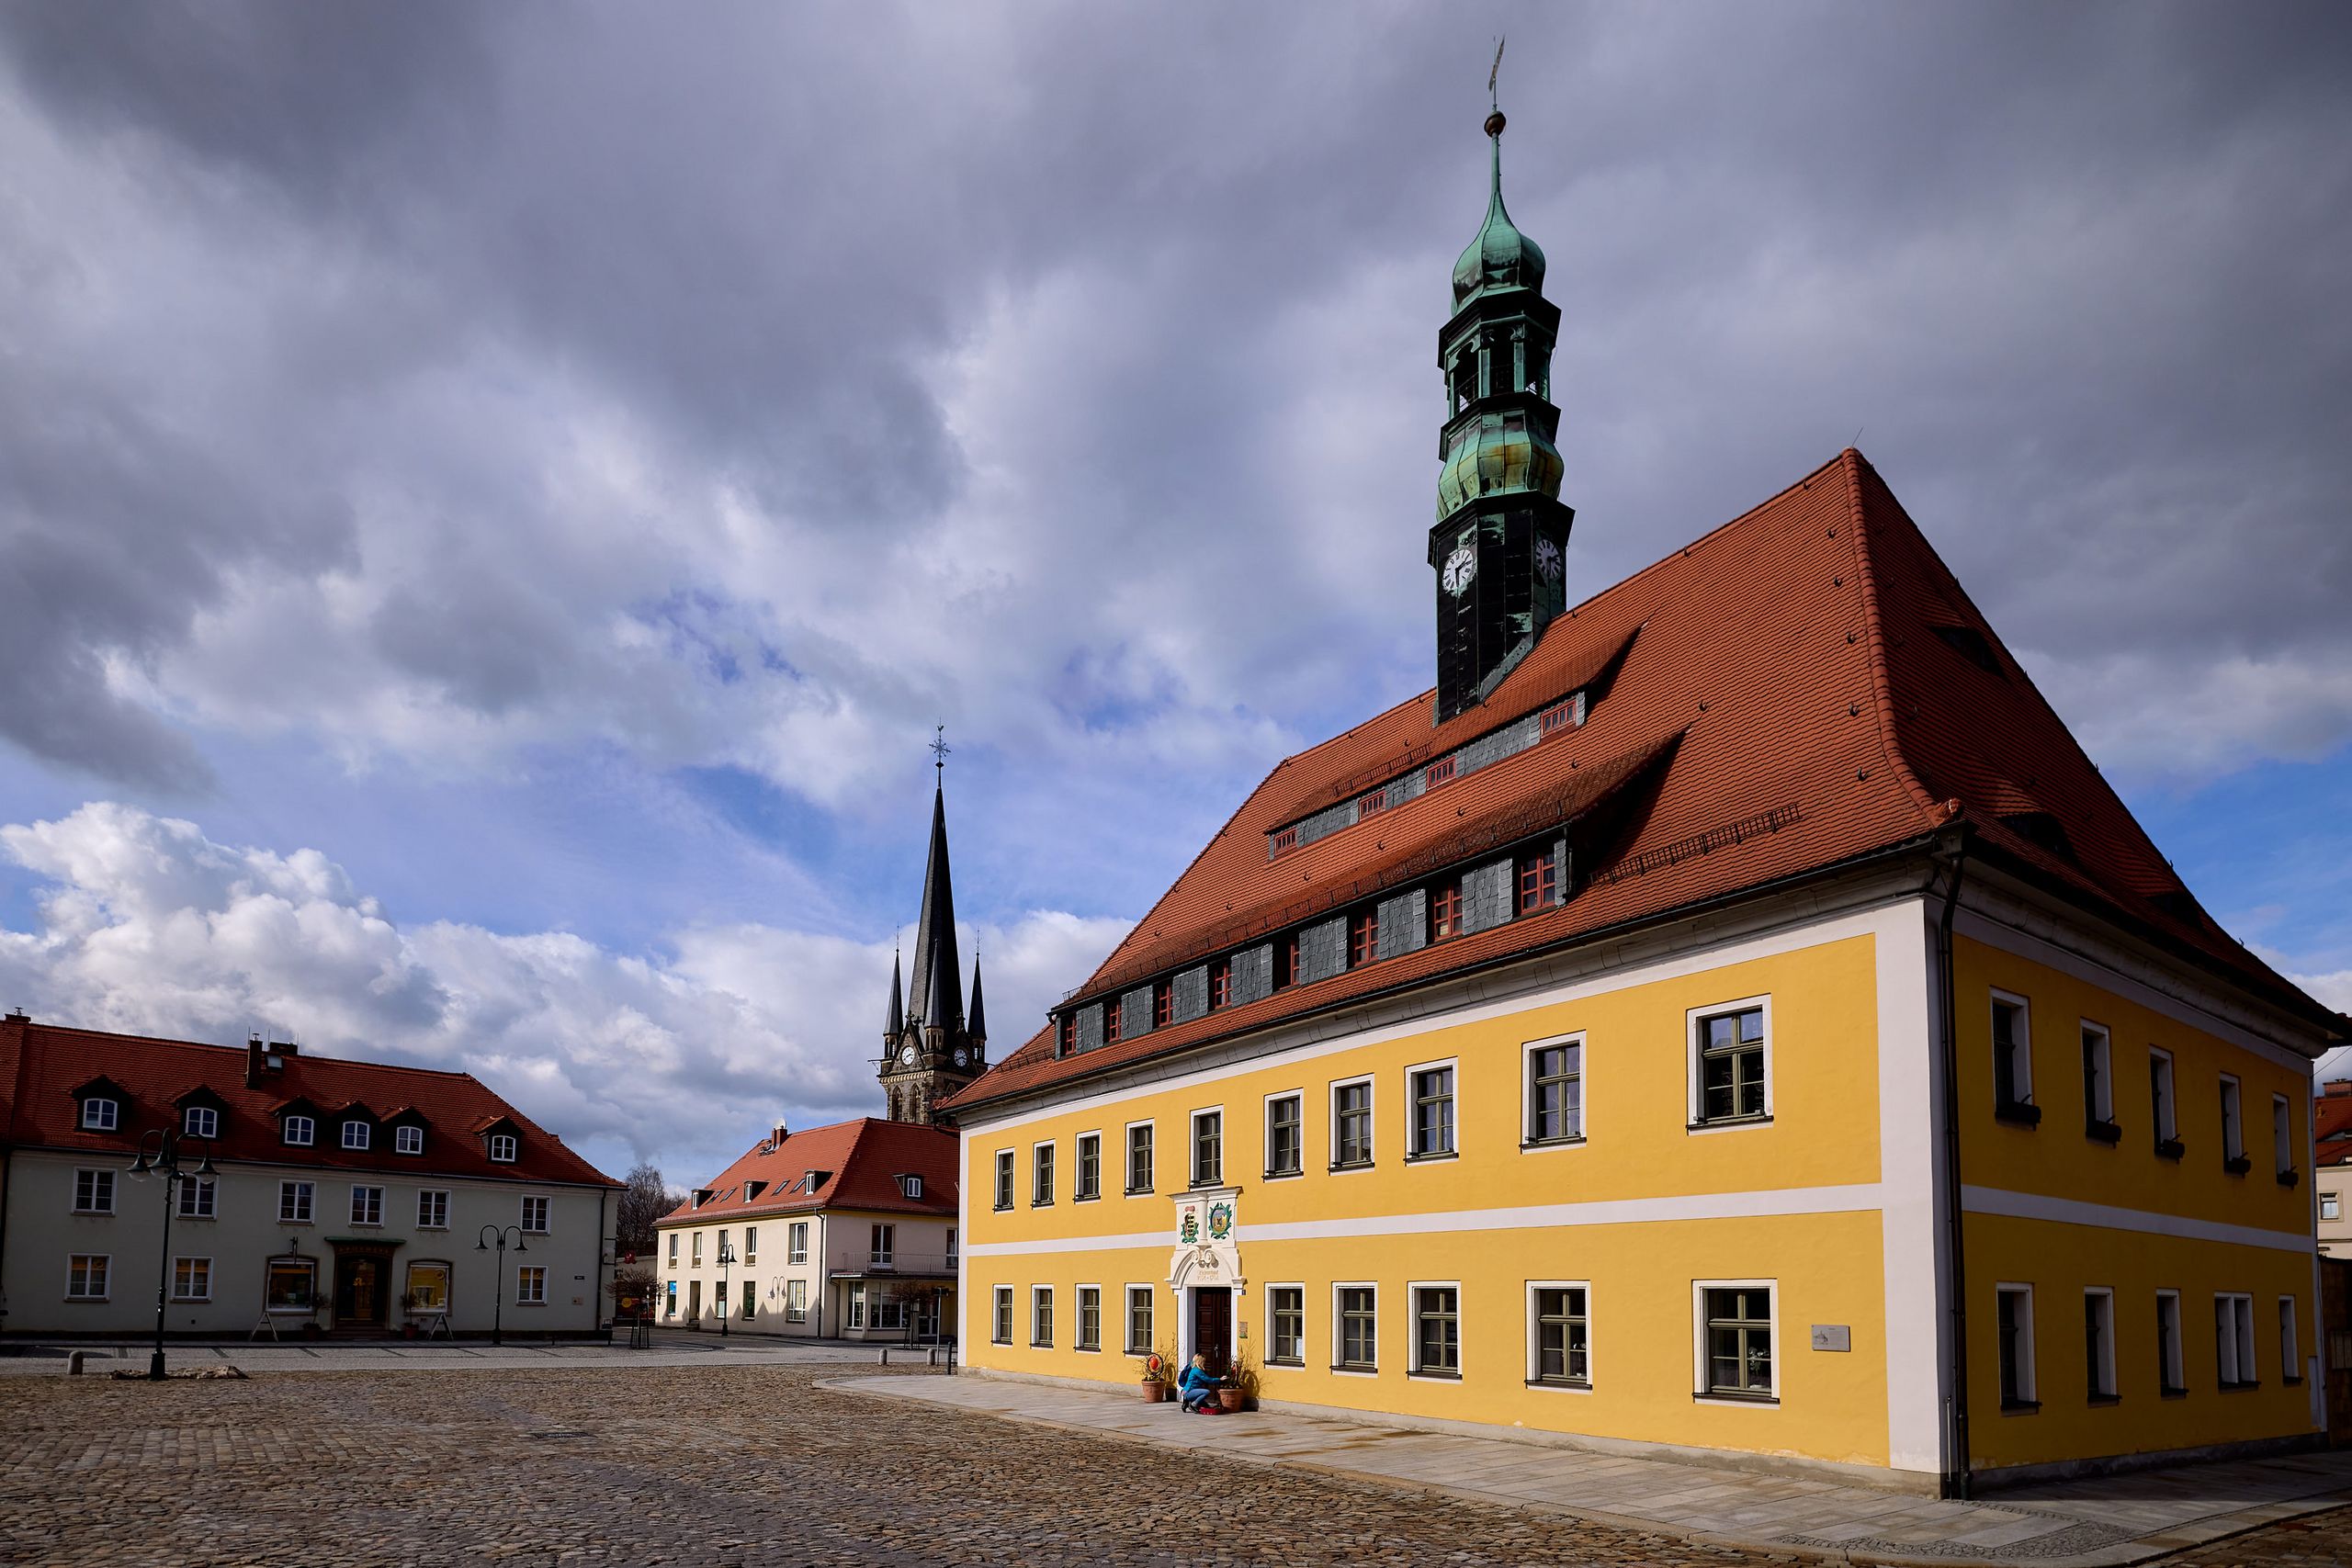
[658,1117,957,1224]
[0,1016,617,1187]
[2319,1079,2352,1166]
[950,450,2346,1111]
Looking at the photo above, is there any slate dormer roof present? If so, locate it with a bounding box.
[947,449,2346,1112]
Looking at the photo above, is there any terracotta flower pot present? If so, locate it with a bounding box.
[1140,1380,1167,1403]
[1216,1386,1244,1413]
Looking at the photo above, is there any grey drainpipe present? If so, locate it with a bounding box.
[594,1186,610,1343]
[1936,831,1973,1499]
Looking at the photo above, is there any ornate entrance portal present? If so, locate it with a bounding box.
[1168,1187,1244,1374]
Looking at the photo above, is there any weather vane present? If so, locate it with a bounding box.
[1488,36,1506,111]
[931,724,950,780]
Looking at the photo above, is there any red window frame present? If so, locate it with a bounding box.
[1358,787,1386,819]
[1271,826,1298,855]
[1428,880,1464,942]
[1209,957,1232,1010]
[1104,999,1123,1044]
[1540,696,1577,736]
[1058,1014,1076,1055]
[1424,756,1456,789]
[1276,933,1301,989]
[1518,849,1559,913]
[1349,909,1379,968]
[1153,979,1173,1028]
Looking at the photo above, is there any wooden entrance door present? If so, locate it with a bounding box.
[335,1256,389,1326]
[1193,1288,1232,1374]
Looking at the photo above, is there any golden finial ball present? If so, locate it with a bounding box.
[1484,110,1507,138]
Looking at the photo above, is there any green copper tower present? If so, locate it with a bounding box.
[1430,94,1572,723]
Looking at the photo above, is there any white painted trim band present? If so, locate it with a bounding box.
[1961,1185,2314,1255]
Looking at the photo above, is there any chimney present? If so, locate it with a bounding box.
[2324,1079,2352,1099]
[772,1118,789,1145]
[2,1007,28,1024]
[245,1031,266,1089]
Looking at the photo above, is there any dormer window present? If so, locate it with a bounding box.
[1104,998,1123,1045]
[899,1174,924,1200]
[1058,1014,1077,1055]
[341,1122,371,1152]
[394,1125,424,1156]
[743,1179,766,1201]
[1153,979,1173,1028]
[81,1097,119,1133]
[283,1114,314,1147]
[489,1133,518,1164]
[184,1106,218,1139]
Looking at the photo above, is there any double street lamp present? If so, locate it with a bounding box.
[475,1224,529,1346]
[128,1128,216,1381]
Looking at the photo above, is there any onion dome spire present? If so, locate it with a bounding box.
[1451,85,1545,309]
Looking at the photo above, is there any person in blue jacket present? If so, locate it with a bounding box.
[1178,1353,1221,1414]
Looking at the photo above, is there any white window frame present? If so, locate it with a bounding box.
[1075,1282,1102,1352]
[488,1132,518,1163]
[283,1113,314,1147]
[2156,1288,2186,1393]
[2150,1047,2178,1146]
[743,1225,757,1264]
[991,1284,1013,1345]
[350,1185,384,1227]
[515,1265,548,1305]
[1404,1057,1459,1160]
[73,1168,115,1215]
[341,1120,371,1152]
[666,1232,680,1264]
[395,1123,424,1156]
[1124,1120,1156,1197]
[175,1174,217,1219]
[787,1221,808,1265]
[1264,1280,1306,1367]
[1188,1106,1225,1187]
[785,1278,808,1323]
[1995,1282,2038,1408]
[184,1105,219,1139]
[2323,1190,2342,1222]
[1124,1284,1155,1355]
[2273,1093,2294,1178]
[1329,1076,1376,1169]
[2080,1020,2113,1126]
[80,1098,118,1132]
[1691,1279,1780,1404]
[519,1195,550,1234]
[1031,1284,1055,1348]
[992,1147,1015,1210]
[1989,988,2034,1111]
[2219,1074,2245,1164]
[279,1180,314,1224]
[871,1224,895,1266]
[172,1256,213,1302]
[1521,1031,1588,1147]
[1331,1280,1378,1375]
[2215,1292,2256,1388]
[1261,1091,1305,1179]
[417,1190,449,1229]
[66,1254,110,1301]
[1407,1280,1463,1380]
[2278,1296,2301,1384]
[2084,1287,2116,1400]
[1031,1140,1056,1206]
[901,1172,923,1201]
[1072,1130,1102,1201]
[1686,995,1774,1132]
[946,1228,957,1269]
[1525,1279,1594,1392]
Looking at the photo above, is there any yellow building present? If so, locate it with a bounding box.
[942,107,2345,1494]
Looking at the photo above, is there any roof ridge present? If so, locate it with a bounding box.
[1839,448,1954,827]
[25,1022,490,1084]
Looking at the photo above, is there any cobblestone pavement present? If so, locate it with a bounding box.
[0,1364,2343,1567]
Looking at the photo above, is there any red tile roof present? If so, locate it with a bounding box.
[950,450,2346,1112]
[2319,1079,2352,1167]
[0,1016,617,1187]
[657,1117,958,1225]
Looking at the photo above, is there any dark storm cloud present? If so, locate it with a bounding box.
[0,0,2348,800]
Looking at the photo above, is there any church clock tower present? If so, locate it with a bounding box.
[877,769,986,1125]
[1431,96,1573,723]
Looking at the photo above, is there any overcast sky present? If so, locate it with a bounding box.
[1,1,2346,1185]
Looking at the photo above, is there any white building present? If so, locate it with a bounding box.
[0,1014,618,1339]
[655,1117,957,1340]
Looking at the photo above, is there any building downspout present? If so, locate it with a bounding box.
[594,1186,611,1343]
[1935,830,1973,1499]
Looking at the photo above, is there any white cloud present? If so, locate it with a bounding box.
[0,802,1128,1183]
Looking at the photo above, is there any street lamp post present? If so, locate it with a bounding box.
[475,1224,528,1346]
[715,1235,736,1338]
[128,1128,216,1381]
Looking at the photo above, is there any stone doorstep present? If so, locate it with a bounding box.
[834,1375,2352,1568]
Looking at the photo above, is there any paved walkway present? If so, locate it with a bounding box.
[0,1332,944,1377]
[842,1373,2352,1567]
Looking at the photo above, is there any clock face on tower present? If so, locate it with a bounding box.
[1535,536,1563,584]
[1442,543,1476,596]
[897,1043,917,1066]
[954,1047,968,1066]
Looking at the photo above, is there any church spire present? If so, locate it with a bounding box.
[967,959,987,1043]
[1430,65,1574,723]
[885,948,904,1038]
[903,775,964,1033]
